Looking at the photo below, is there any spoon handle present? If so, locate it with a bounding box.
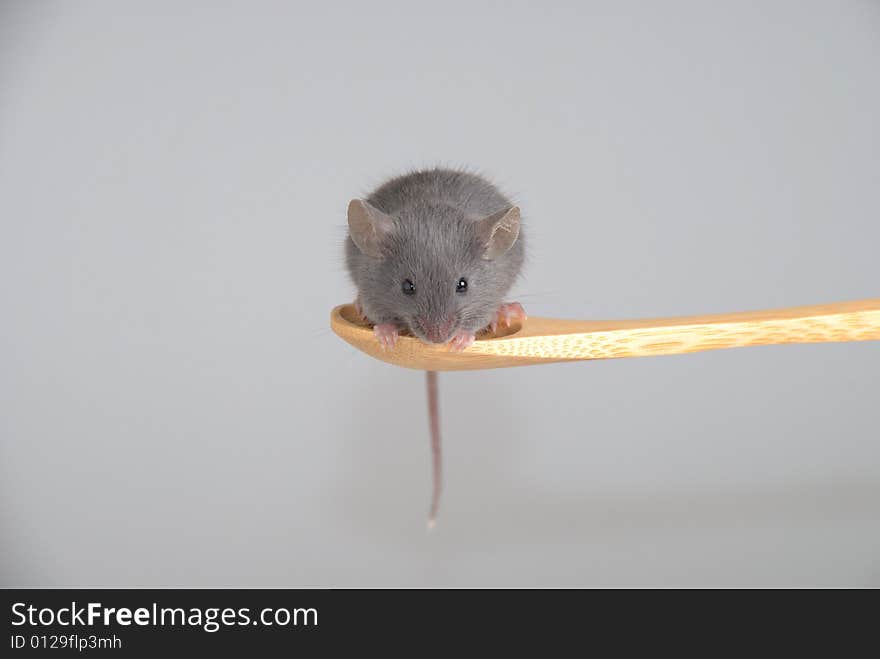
[505,298,880,364]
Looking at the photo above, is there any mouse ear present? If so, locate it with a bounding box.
[476,206,520,260]
[348,199,395,258]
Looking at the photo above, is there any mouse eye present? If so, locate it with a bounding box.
[402,279,416,295]
[456,277,468,293]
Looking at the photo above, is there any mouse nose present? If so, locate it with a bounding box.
[419,316,456,344]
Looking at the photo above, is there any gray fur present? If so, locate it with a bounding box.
[345,167,525,344]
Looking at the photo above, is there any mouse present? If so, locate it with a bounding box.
[344,167,526,528]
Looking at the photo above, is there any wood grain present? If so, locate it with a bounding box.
[330,298,880,371]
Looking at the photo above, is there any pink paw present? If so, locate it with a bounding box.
[448,330,476,352]
[353,298,368,322]
[490,302,527,333]
[373,323,400,351]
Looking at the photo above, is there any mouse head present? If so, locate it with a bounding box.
[348,199,521,344]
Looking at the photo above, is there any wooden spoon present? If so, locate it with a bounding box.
[330,298,880,371]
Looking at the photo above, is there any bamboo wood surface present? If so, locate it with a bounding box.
[330,299,880,371]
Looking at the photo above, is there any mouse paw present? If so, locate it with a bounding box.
[373,323,400,351]
[448,330,476,352]
[353,298,368,323]
[490,302,527,333]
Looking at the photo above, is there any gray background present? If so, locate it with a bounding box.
[1,0,878,587]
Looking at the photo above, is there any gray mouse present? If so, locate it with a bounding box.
[344,167,526,527]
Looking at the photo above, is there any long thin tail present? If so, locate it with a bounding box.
[425,370,442,530]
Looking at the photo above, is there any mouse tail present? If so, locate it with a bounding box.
[425,370,442,530]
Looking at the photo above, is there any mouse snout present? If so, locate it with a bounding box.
[416,316,456,344]
[420,323,439,342]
